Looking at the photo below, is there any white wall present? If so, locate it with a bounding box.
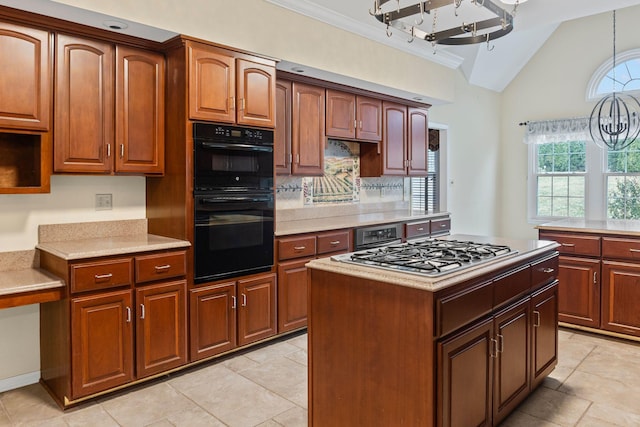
[500,6,640,239]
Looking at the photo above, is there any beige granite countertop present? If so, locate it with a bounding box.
[306,234,559,292]
[536,219,640,236]
[276,210,449,236]
[36,234,191,261]
[0,268,64,297]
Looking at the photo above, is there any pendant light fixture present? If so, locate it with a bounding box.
[589,10,640,151]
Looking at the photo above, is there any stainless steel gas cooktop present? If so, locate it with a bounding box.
[332,238,518,277]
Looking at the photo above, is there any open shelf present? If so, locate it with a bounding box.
[0,131,51,193]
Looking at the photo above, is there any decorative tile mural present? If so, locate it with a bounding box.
[302,140,361,205]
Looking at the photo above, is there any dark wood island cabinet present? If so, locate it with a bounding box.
[306,236,558,427]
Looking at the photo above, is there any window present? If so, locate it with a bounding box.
[411,129,441,212]
[586,48,640,100]
[606,139,640,219]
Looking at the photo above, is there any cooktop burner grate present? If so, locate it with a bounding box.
[332,238,518,277]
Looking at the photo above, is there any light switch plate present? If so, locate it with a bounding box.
[95,193,113,210]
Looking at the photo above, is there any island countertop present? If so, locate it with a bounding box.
[306,234,559,292]
[536,219,640,236]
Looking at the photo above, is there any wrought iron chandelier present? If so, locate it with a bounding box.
[369,0,525,48]
[589,10,640,151]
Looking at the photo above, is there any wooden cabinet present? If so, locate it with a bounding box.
[135,280,187,378]
[70,289,134,398]
[557,256,600,327]
[188,42,275,128]
[531,281,558,390]
[189,272,277,361]
[115,46,165,174]
[40,249,188,404]
[291,82,325,176]
[360,102,429,177]
[325,90,382,142]
[276,230,351,333]
[601,260,640,336]
[404,215,451,241]
[275,80,292,175]
[54,36,164,175]
[0,21,51,131]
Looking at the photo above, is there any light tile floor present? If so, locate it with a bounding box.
[1,328,639,426]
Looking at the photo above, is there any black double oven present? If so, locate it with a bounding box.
[193,123,274,284]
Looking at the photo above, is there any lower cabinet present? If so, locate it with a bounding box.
[602,260,640,336]
[189,272,277,361]
[438,281,558,427]
[277,257,313,333]
[558,256,600,328]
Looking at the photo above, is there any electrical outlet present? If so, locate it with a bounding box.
[95,193,113,210]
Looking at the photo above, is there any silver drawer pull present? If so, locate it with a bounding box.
[630,248,640,253]
[140,304,145,319]
[154,264,171,271]
[329,240,341,245]
[533,310,541,328]
[440,224,447,227]
[94,273,113,281]
[541,268,554,273]
[561,243,575,247]
[417,227,424,231]
[293,246,306,250]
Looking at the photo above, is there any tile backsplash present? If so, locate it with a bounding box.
[276,140,407,210]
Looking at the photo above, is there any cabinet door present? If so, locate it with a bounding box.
[277,258,311,333]
[408,107,429,176]
[356,96,382,141]
[189,282,237,361]
[275,80,292,175]
[236,58,275,128]
[0,22,51,130]
[54,34,113,173]
[292,82,325,176]
[115,46,165,174]
[558,256,600,328]
[136,280,187,378]
[71,289,133,399]
[326,90,355,139]
[531,281,558,390]
[188,43,235,123]
[493,298,531,425]
[382,102,407,176]
[438,317,493,427]
[602,260,640,337]
[238,273,277,346]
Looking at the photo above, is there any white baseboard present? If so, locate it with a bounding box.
[0,371,40,393]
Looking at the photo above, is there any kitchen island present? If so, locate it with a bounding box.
[306,235,559,427]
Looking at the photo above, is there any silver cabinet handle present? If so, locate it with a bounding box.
[354,119,357,129]
[561,243,575,247]
[94,273,113,281]
[533,310,541,328]
[293,246,306,251]
[497,334,504,353]
[329,240,341,246]
[593,272,597,284]
[107,143,111,157]
[630,248,640,253]
[542,268,554,273]
[417,227,425,231]
[126,306,131,323]
[242,293,247,307]
[120,144,124,158]
[154,264,171,271]
[231,295,237,309]
[440,224,447,228]
[140,304,145,320]
[490,338,498,358]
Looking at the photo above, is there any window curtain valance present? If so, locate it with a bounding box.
[523,117,591,144]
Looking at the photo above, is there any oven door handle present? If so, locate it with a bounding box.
[200,142,273,153]
[199,196,273,204]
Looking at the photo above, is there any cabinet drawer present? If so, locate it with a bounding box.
[278,236,317,260]
[405,221,430,239]
[135,251,187,284]
[531,254,559,290]
[602,237,640,261]
[70,258,133,293]
[493,265,531,308]
[430,218,451,235]
[539,232,600,257]
[317,231,350,255]
[437,281,493,337]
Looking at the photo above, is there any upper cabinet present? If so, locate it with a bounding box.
[54,34,164,175]
[326,90,381,142]
[0,21,51,131]
[275,80,292,175]
[361,102,429,177]
[188,42,275,128]
[291,82,325,176]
